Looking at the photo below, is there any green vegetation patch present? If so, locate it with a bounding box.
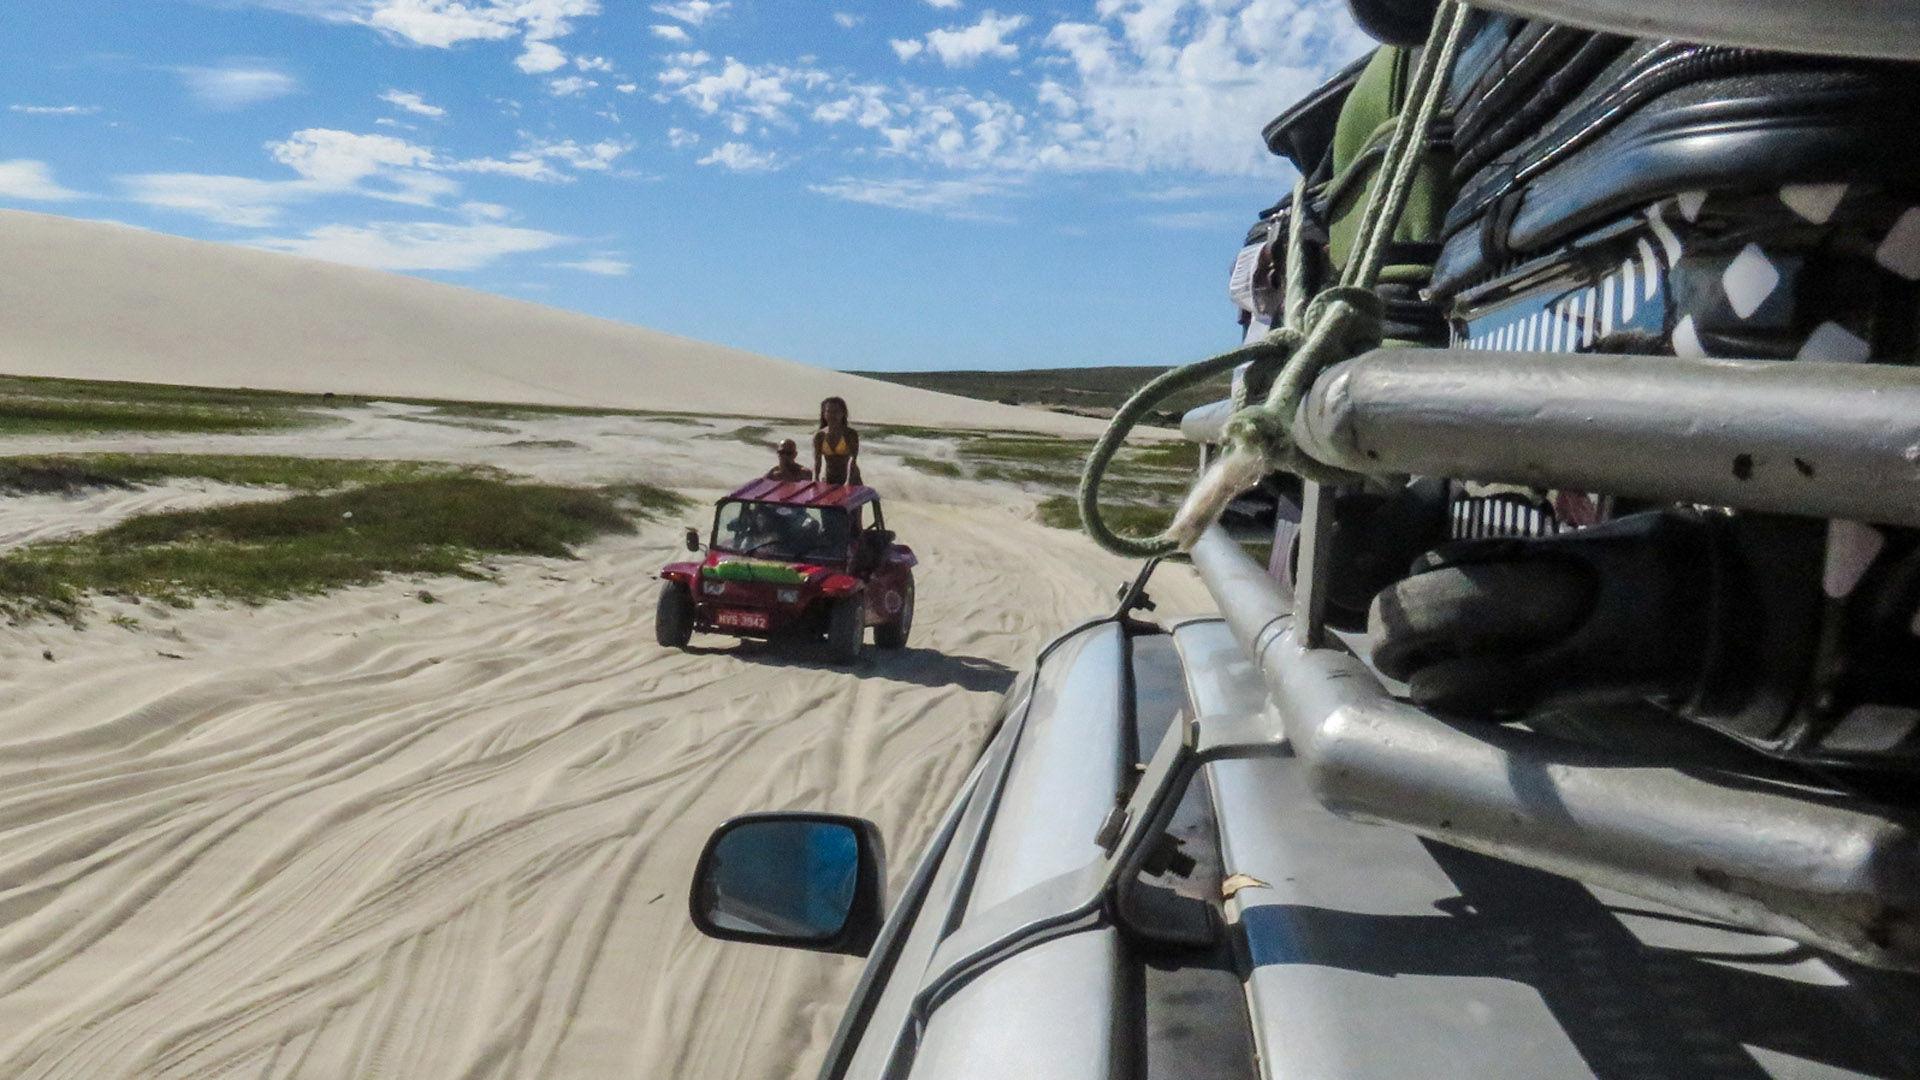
[898,455,963,478]
[698,423,775,447]
[1036,495,1175,540]
[0,473,688,624]
[0,454,472,496]
[0,390,324,437]
[889,432,1201,539]
[849,365,1233,427]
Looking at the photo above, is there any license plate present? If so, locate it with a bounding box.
[715,609,769,630]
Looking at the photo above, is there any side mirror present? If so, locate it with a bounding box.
[689,812,885,956]
[684,526,701,552]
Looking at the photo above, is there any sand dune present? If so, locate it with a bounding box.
[0,211,1102,434]
[0,409,1208,1079]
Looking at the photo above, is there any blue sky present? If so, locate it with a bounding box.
[0,0,1371,372]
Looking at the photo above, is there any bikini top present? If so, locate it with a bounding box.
[820,430,852,457]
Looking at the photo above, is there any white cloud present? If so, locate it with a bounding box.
[9,104,98,116]
[650,0,1371,179]
[365,0,517,46]
[123,123,628,226]
[650,23,691,41]
[575,55,613,71]
[269,128,435,186]
[555,256,630,275]
[811,85,891,128]
[547,75,597,96]
[616,82,638,93]
[809,176,1009,220]
[921,11,1026,66]
[361,0,599,47]
[650,0,728,26]
[119,173,310,226]
[516,40,569,73]
[123,128,456,225]
[453,136,631,180]
[177,65,299,109]
[667,58,829,132]
[667,127,699,148]
[697,141,778,172]
[0,160,82,201]
[380,89,446,117]
[832,12,862,27]
[251,220,566,270]
[1036,0,1374,174]
[656,50,712,85]
[222,1,601,54]
[924,0,962,7]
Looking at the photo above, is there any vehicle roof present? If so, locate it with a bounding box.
[724,478,878,510]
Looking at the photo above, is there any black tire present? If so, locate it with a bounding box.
[827,596,865,664]
[1368,560,1593,685]
[655,582,694,649]
[873,582,914,650]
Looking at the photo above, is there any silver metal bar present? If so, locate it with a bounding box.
[1187,524,1920,971]
[1296,349,1920,529]
[1180,398,1234,446]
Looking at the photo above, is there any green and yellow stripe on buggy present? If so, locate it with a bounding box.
[705,557,811,584]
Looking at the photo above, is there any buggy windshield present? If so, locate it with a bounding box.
[712,501,854,562]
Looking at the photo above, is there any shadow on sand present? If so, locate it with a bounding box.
[682,640,1016,694]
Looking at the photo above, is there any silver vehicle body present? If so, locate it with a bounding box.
[791,581,1920,1079]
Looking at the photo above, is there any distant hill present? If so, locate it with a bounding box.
[846,365,1233,427]
[0,210,1100,434]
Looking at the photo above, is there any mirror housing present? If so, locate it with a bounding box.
[684,526,701,552]
[689,812,886,956]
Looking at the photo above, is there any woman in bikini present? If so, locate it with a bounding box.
[812,396,862,486]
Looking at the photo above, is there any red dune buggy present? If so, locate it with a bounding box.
[655,479,917,664]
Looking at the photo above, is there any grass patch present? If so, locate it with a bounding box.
[0,475,689,624]
[0,394,324,437]
[0,454,475,495]
[501,439,585,450]
[398,415,519,434]
[940,431,1198,541]
[698,423,776,447]
[957,436,1084,468]
[849,366,1232,427]
[899,455,963,478]
[1036,495,1175,540]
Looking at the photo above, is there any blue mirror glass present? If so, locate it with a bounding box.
[703,820,860,940]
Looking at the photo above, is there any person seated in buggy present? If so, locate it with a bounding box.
[765,439,812,482]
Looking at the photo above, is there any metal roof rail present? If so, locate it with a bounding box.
[1295,348,1920,528]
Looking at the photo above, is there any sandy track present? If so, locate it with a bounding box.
[0,415,1208,1079]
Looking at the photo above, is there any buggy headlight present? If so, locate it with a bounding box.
[776,588,800,604]
[702,580,727,596]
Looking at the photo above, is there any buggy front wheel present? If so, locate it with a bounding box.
[655,582,694,649]
[827,596,866,665]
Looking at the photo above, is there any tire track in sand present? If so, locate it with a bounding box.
[0,490,1209,1080]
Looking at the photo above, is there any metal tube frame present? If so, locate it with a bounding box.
[1294,348,1920,529]
[1186,524,1920,971]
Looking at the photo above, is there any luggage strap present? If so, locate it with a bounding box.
[1078,0,1472,558]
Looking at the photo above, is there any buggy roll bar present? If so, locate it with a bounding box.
[1191,348,1920,530]
[1185,524,1920,970]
